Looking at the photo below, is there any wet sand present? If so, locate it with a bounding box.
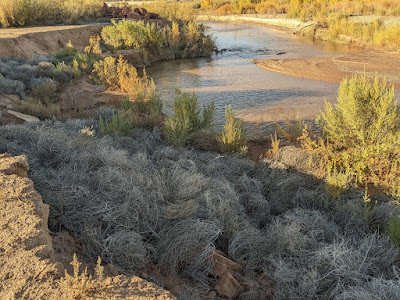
[252,50,400,88]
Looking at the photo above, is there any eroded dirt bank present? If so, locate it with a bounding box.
[0,23,107,58]
[0,153,175,299]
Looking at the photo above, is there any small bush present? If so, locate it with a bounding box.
[274,115,305,143]
[99,111,133,136]
[0,76,25,97]
[17,97,61,120]
[31,81,57,102]
[92,56,155,102]
[60,254,105,299]
[387,218,400,249]
[217,105,247,153]
[164,88,214,146]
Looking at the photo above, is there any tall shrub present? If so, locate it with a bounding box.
[305,74,400,196]
[164,89,214,146]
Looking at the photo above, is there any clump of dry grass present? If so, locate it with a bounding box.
[17,97,61,120]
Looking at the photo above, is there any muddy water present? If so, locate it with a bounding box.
[146,22,356,131]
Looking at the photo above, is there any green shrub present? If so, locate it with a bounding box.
[217,105,247,153]
[100,19,215,58]
[99,111,133,136]
[387,218,400,249]
[304,74,400,197]
[164,89,214,146]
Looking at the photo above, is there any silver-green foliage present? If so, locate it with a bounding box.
[1,122,400,299]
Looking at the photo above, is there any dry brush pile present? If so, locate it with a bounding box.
[0,119,400,299]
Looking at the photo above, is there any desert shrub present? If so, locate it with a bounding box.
[217,105,247,153]
[101,19,216,58]
[135,86,163,115]
[92,56,156,103]
[274,115,305,143]
[303,74,400,197]
[1,122,400,299]
[60,254,105,299]
[101,20,166,51]
[99,111,133,136]
[31,81,57,102]
[388,218,400,249]
[17,97,61,120]
[143,0,196,24]
[0,76,25,97]
[84,35,102,55]
[164,88,215,146]
[0,0,101,28]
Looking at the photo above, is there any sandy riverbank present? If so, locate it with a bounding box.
[198,14,400,89]
[253,50,400,88]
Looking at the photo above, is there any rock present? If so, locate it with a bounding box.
[104,263,119,276]
[138,7,148,16]
[0,153,29,177]
[5,110,40,123]
[127,12,141,20]
[0,94,19,110]
[215,272,244,299]
[213,250,242,277]
[145,12,160,20]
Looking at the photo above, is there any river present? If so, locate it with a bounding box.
[146,22,357,133]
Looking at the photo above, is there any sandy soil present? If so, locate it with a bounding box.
[0,23,107,57]
[253,50,400,88]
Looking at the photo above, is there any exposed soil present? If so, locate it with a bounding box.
[253,50,400,89]
[58,77,123,118]
[0,23,108,58]
[199,14,400,90]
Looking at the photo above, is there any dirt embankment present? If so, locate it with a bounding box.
[0,153,175,299]
[0,23,107,58]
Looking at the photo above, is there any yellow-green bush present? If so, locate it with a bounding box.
[99,111,133,136]
[164,88,215,146]
[100,19,215,57]
[302,74,400,197]
[0,0,101,28]
[92,56,155,102]
[217,105,247,153]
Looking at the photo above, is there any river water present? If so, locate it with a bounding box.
[146,22,356,131]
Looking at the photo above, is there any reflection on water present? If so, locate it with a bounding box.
[146,22,354,130]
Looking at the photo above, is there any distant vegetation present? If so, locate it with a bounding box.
[197,0,400,49]
[0,0,101,27]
